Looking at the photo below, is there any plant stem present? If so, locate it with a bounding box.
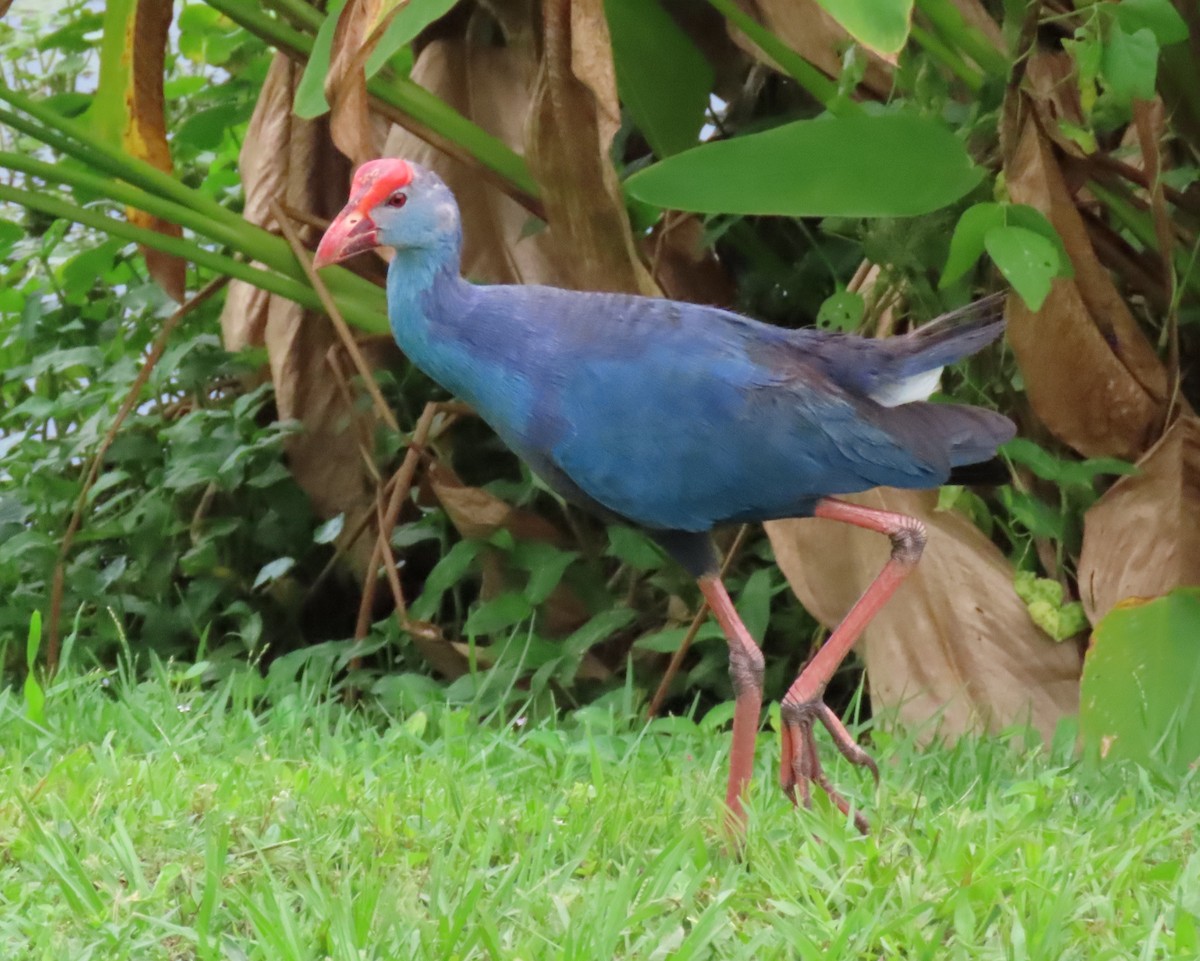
[0,183,388,332]
[915,0,1010,79]
[200,0,540,201]
[910,24,984,93]
[704,0,844,112]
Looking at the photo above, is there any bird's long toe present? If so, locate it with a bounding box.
[780,698,874,835]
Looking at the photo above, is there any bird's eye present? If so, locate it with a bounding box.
[386,191,407,208]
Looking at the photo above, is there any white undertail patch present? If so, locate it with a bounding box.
[868,366,943,407]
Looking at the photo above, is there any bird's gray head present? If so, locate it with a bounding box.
[313,158,460,268]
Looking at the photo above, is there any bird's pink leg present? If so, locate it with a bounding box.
[779,497,927,833]
[698,575,765,837]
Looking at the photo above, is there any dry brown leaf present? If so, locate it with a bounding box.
[220,55,390,570]
[125,0,185,302]
[526,0,657,294]
[646,214,735,306]
[766,490,1081,742]
[382,37,571,286]
[949,0,1003,49]
[728,0,893,98]
[1078,416,1200,623]
[1004,105,1177,460]
[1023,53,1090,158]
[325,0,394,165]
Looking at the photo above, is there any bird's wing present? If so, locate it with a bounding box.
[457,285,1011,532]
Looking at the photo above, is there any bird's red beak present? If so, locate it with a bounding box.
[313,204,379,269]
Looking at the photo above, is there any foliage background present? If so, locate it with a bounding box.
[1,0,1198,760]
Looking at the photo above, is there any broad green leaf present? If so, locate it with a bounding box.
[511,541,578,606]
[605,0,714,157]
[984,225,1059,311]
[364,0,459,79]
[1004,204,1073,278]
[736,568,774,643]
[625,114,982,217]
[940,202,1005,288]
[294,0,348,119]
[1101,25,1159,103]
[1080,589,1200,777]
[466,593,533,635]
[1114,0,1189,46]
[607,526,667,570]
[813,0,914,56]
[942,203,1070,291]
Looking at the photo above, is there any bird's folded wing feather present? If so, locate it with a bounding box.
[457,285,1011,532]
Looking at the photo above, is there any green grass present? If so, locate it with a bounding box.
[3,660,1199,960]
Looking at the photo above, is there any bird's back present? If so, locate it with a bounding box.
[437,281,1013,533]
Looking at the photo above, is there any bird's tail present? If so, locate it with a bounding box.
[889,292,1007,377]
[879,400,1016,470]
[804,293,1008,407]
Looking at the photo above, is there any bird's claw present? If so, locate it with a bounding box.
[780,698,876,835]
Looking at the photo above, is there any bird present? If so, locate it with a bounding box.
[314,158,1015,836]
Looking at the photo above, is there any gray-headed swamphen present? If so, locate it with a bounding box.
[314,158,1015,835]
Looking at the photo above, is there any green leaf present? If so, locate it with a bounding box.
[176,102,244,150]
[737,569,774,643]
[813,0,913,55]
[1004,204,1073,279]
[1001,488,1065,541]
[1114,0,1189,47]
[1013,571,1088,641]
[364,0,459,79]
[294,0,348,119]
[1101,25,1159,104]
[940,202,1004,289]
[313,514,345,545]
[511,541,578,605]
[252,556,296,589]
[26,609,42,671]
[816,289,865,331]
[605,0,714,156]
[941,203,1070,291]
[25,611,45,726]
[607,526,667,570]
[24,673,46,726]
[466,593,534,635]
[634,623,722,652]
[412,539,482,619]
[625,113,982,217]
[984,225,1059,311]
[1080,589,1200,777]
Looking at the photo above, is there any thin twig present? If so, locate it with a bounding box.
[1133,102,1182,430]
[646,524,750,719]
[268,198,400,435]
[351,402,442,643]
[46,276,229,672]
[325,344,383,485]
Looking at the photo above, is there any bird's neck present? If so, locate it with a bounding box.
[384,241,480,395]
[386,239,465,330]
